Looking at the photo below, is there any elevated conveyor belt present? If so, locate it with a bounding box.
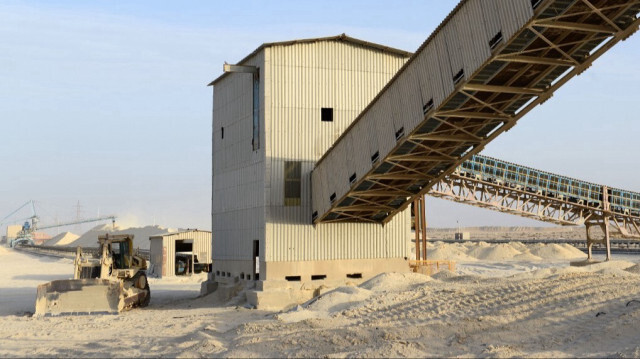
[430,154,640,239]
[312,0,640,224]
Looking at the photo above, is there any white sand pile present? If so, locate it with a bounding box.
[625,263,640,274]
[528,243,585,260]
[468,243,524,261]
[427,242,476,261]
[425,241,587,262]
[60,224,178,250]
[48,232,79,246]
[279,272,434,323]
[510,260,639,280]
[360,272,432,292]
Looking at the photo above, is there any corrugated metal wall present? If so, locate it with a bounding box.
[311,0,535,219]
[149,238,163,277]
[265,41,411,263]
[212,51,266,262]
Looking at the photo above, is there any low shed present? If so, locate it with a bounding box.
[149,230,212,278]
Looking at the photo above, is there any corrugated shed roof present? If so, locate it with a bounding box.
[207,33,413,86]
[149,229,211,239]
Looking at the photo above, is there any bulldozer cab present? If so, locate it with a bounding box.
[102,236,132,269]
[98,234,147,278]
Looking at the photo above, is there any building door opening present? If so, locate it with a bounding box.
[253,239,259,281]
[175,239,194,276]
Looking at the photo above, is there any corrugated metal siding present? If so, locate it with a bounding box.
[311,0,536,221]
[212,50,266,262]
[266,40,411,262]
[165,236,175,277]
[149,238,163,277]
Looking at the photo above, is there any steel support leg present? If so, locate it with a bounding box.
[603,218,611,261]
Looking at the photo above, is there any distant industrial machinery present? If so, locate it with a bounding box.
[430,154,640,260]
[1,200,116,247]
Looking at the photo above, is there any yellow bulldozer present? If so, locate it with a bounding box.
[35,234,150,316]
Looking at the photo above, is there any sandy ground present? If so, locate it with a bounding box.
[1,246,640,358]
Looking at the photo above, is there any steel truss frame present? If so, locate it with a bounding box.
[429,172,640,259]
[318,0,640,224]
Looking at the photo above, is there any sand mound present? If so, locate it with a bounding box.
[360,272,432,292]
[529,243,585,260]
[59,224,178,250]
[425,241,588,262]
[431,269,458,280]
[48,232,79,246]
[625,264,640,274]
[467,243,523,261]
[427,243,476,261]
[310,286,372,313]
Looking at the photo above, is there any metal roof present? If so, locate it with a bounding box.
[149,229,211,239]
[207,33,413,86]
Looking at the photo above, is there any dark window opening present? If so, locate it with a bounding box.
[285,276,301,282]
[253,239,259,281]
[221,127,224,139]
[346,273,363,279]
[321,107,334,122]
[371,151,380,164]
[226,272,230,277]
[489,31,503,50]
[349,173,357,185]
[247,274,251,280]
[216,270,220,276]
[395,126,405,141]
[311,275,327,280]
[284,161,302,206]
[423,99,434,114]
[312,211,318,222]
[329,193,337,204]
[240,273,245,279]
[221,272,226,277]
[453,69,465,85]
[531,0,543,9]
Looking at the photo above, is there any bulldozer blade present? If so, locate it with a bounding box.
[35,279,123,316]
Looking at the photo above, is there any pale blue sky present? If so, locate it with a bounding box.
[1,1,638,233]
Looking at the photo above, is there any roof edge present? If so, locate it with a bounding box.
[207,33,413,86]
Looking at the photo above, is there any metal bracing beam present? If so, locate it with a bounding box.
[387,153,452,162]
[333,205,393,212]
[462,83,546,95]
[434,110,511,120]
[527,26,582,65]
[368,172,433,181]
[581,0,623,32]
[532,20,617,34]
[351,190,410,197]
[410,132,482,142]
[368,179,416,196]
[494,54,576,67]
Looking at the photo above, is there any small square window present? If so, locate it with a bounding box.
[321,108,333,122]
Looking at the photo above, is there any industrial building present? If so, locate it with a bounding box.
[149,230,212,278]
[208,0,640,308]
[209,35,413,307]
